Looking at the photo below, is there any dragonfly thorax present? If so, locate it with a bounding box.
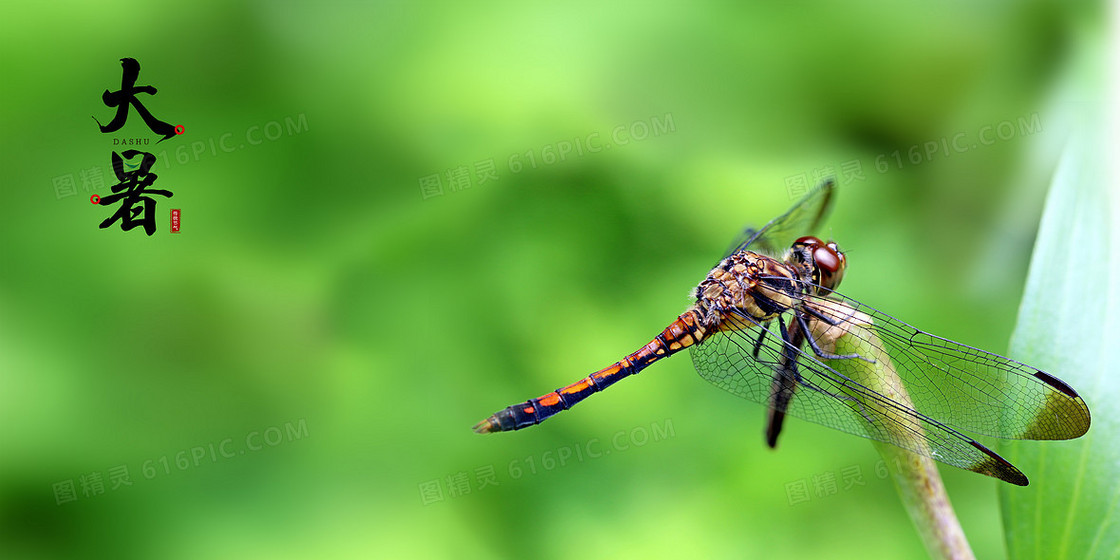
[691,251,801,327]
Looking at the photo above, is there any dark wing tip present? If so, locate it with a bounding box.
[1023,371,1092,439]
[1033,370,1079,399]
[1005,470,1029,487]
[968,440,1028,486]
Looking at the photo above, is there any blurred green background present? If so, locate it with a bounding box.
[0,1,1104,558]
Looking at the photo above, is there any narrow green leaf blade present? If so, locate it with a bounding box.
[999,136,1120,559]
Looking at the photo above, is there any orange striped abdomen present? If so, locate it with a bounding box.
[473,310,708,433]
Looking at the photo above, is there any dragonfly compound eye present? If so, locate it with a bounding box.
[793,235,824,247]
[813,242,846,291]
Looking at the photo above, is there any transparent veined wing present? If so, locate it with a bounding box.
[788,287,1091,441]
[688,280,1090,485]
[723,179,836,258]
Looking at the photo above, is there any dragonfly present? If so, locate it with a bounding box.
[473,180,1091,485]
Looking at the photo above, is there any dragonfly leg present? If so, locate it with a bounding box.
[751,323,768,360]
[797,311,875,363]
[766,315,803,448]
[802,303,843,326]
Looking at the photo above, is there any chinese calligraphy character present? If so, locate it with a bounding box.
[98,150,172,235]
[93,58,177,142]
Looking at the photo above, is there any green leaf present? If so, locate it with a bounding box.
[998,133,1120,556]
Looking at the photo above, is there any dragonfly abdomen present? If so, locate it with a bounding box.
[473,310,707,433]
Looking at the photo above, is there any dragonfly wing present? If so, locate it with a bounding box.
[689,306,1031,485]
[787,288,1091,441]
[724,179,836,258]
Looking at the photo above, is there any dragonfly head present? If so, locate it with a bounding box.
[791,236,846,294]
